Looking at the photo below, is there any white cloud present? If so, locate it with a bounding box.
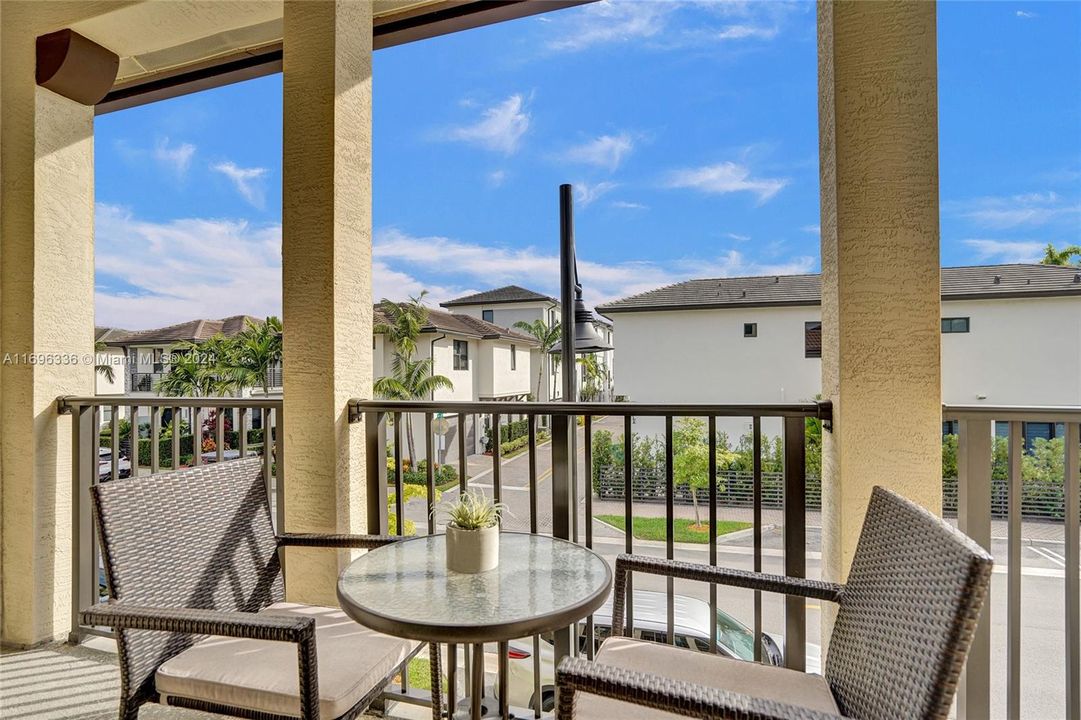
[94,204,282,329]
[665,161,788,203]
[561,133,635,172]
[962,239,1045,263]
[575,181,619,208]
[153,137,196,177]
[547,0,671,51]
[801,224,820,235]
[439,94,530,155]
[487,169,507,188]
[544,0,794,53]
[373,227,817,308]
[1016,10,1037,19]
[611,200,648,210]
[950,191,1079,229]
[725,232,751,242]
[212,161,269,208]
[717,24,779,40]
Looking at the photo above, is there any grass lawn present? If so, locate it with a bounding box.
[401,657,446,692]
[595,515,751,544]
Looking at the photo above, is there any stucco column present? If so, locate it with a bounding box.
[281,0,373,605]
[1,20,96,645]
[817,0,942,623]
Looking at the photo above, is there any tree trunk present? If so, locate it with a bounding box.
[405,413,417,468]
[691,487,701,526]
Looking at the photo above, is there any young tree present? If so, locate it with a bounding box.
[513,319,561,400]
[373,293,454,465]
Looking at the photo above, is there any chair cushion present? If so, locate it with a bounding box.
[156,603,415,719]
[575,636,842,719]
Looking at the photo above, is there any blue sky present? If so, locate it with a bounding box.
[94,0,1080,329]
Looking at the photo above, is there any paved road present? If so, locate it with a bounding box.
[401,418,1078,719]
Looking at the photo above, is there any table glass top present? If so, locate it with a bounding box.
[338,533,611,632]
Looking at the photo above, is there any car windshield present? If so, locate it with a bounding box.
[716,610,755,660]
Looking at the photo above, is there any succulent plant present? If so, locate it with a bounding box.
[437,490,507,530]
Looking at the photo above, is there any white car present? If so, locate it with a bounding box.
[445,590,787,713]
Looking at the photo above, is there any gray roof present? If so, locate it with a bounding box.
[596,264,1081,314]
[97,315,261,345]
[441,285,556,308]
[374,305,537,345]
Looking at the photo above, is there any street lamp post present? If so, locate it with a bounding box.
[551,183,612,665]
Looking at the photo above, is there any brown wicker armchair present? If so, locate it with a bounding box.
[81,457,441,720]
[556,486,993,720]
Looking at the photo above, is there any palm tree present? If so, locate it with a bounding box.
[94,340,115,384]
[373,293,453,466]
[221,316,282,395]
[513,319,561,400]
[1041,243,1081,266]
[156,337,233,397]
[375,292,429,372]
[374,356,454,465]
[576,353,607,401]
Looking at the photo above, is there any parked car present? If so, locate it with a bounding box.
[444,589,783,712]
[98,446,132,481]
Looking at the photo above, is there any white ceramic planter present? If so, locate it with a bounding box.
[445,524,499,573]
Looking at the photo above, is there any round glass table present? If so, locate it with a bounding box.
[337,532,612,720]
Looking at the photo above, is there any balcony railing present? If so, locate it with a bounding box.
[350,398,830,717]
[944,404,1080,720]
[58,395,284,642]
[57,394,1080,718]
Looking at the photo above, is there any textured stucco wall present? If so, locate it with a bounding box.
[818,0,942,613]
[281,0,373,606]
[1,1,107,646]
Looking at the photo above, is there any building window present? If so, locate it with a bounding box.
[482,309,494,322]
[152,348,164,372]
[743,323,757,338]
[942,317,970,333]
[510,344,516,370]
[804,322,822,358]
[453,340,469,370]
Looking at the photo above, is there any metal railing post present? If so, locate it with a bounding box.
[1065,421,1080,720]
[956,417,992,720]
[782,415,806,671]
[70,403,95,642]
[551,411,575,664]
[366,410,388,535]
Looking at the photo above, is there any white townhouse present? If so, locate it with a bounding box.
[374,304,538,459]
[441,285,615,401]
[597,264,1081,444]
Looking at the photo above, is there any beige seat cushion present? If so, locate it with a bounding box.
[156,603,415,719]
[575,636,842,719]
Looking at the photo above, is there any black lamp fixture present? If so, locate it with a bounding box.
[550,184,613,360]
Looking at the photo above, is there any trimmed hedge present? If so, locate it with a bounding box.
[483,418,531,452]
[101,428,269,468]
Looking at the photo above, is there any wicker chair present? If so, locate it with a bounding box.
[81,457,442,720]
[556,486,994,720]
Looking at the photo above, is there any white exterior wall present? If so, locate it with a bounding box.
[611,296,1081,435]
[483,340,532,399]
[940,297,1081,405]
[613,306,821,404]
[94,347,126,396]
[451,300,557,331]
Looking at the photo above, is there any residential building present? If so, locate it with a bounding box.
[374,304,537,459]
[441,284,615,401]
[598,263,1081,441]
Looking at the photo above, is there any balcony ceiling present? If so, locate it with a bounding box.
[63,0,587,113]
